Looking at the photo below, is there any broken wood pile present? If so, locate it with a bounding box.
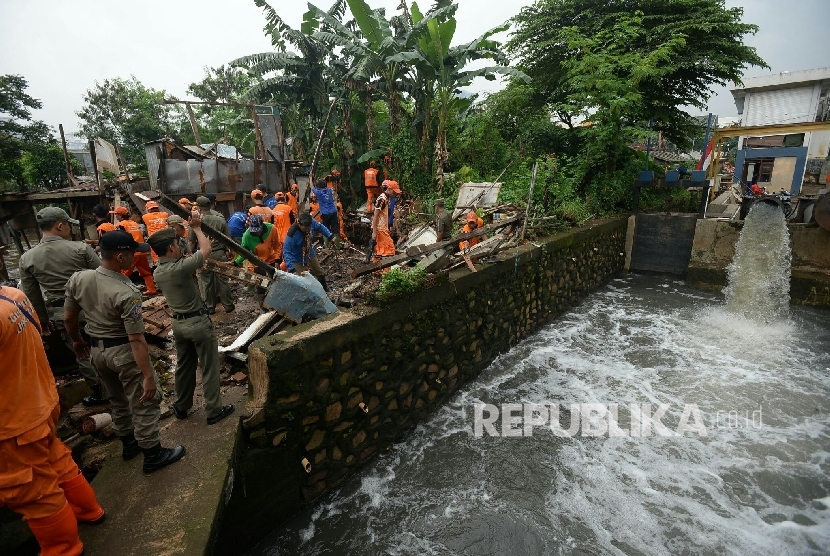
[142,295,173,338]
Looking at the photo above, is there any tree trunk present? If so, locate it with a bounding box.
[366,93,374,151]
[389,87,399,136]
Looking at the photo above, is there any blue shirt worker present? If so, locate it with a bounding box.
[282,212,338,291]
[310,179,340,237]
[227,211,247,243]
[148,210,235,427]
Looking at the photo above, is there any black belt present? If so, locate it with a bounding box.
[48,299,65,307]
[173,310,207,321]
[90,336,131,349]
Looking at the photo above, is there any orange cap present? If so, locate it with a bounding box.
[386,181,402,194]
[290,183,299,191]
[145,201,159,210]
[251,189,264,199]
[109,206,129,216]
[466,211,479,223]
[178,197,192,206]
[275,191,287,202]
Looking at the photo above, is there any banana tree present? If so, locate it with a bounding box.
[411,2,529,190]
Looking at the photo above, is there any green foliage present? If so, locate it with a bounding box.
[0,74,71,192]
[509,0,767,147]
[184,65,256,152]
[76,76,183,171]
[374,265,428,303]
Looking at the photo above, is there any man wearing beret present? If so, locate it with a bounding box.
[19,207,107,406]
[165,214,189,256]
[65,230,185,473]
[149,210,234,426]
[188,196,234,314]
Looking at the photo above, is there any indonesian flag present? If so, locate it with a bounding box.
[696,137,715,172]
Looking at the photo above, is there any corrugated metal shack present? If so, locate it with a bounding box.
[145,105,292,213]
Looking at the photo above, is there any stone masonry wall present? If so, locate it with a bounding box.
[216,218,628,552]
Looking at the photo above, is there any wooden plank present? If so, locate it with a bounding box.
[461,254,477,272]
[350,214,523,278]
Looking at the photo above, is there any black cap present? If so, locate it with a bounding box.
[205,193,216,203]
[99,230,150,252]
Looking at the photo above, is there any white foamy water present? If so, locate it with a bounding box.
[724,201,792,323]
[255,275,830,556]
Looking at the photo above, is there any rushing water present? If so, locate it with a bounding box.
[255,214,829,555]
[724,201,792,323]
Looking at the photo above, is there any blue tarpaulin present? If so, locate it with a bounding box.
[263,271,338,322]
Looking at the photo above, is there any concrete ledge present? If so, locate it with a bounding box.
[81,388,244,556]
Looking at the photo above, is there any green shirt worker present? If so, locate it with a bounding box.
[65,230,185,474]
[148,209,234,426]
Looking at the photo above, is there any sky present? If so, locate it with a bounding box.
[1,0,828,135]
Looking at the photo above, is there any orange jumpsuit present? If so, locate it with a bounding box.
[142,211,169,264]
[337,201,348,242]
[0,286,104,555]
[372,193,395,262]
[116,219,157,294]
[364,167,380,212]
[272,203,295,259]
[459,218,485,250]
[96,222,116,237]
[248,205,274,225]
[309,201,324,222]
[287,192,299,218]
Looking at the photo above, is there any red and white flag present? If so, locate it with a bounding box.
[696,137,715,172]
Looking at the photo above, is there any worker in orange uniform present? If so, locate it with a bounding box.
[0,285,105,556]
[110,206,157,295]
[458,212,486,258]
[248,189,274,224]
[364,160,380,213]
[272,192,295,262]
[287,182,300,217]
[141,201,169,264]
[309,193,323,223]
[371,180,400,262]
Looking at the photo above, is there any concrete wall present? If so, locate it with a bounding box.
[216,218,628,552]
[687,218,830,306]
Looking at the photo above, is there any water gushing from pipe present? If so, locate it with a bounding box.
[723,201,791,323]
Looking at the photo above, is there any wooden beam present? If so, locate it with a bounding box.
[350,214,523,278]
[185,103,202,145]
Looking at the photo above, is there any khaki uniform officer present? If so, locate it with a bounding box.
[149,212,235,426]
[167,214,191,256]
[19,207,106,406]
[434,198,453,242]
[65,230,185,474]
[189,196,234,314]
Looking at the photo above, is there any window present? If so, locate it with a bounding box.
[759,160,774,183]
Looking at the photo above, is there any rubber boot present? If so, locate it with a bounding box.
[59,471,105,524]
[82,384,107,407]
[120,432,140,461]
[142,443,186,474]
[27,502,83,556]
[143,275,158,295]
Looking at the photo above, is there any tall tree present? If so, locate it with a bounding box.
[0,75,69,191]
[76,76,182,170]
[185,65,256,151]
[508,0,767,145]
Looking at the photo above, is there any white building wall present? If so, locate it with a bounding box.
[743,86,818,126]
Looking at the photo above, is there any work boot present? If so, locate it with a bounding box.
[82,384,107,407]
[142,443,186,474]
[120,433,141,461]
[27,502,83,556]
[59,471,106,524]
[207,404,235,426]
[316,276,329,292]
[223,304,235,313]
